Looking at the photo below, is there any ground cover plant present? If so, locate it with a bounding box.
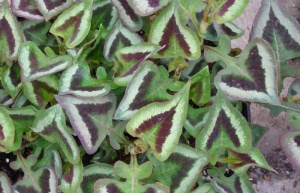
[0,0,300,192]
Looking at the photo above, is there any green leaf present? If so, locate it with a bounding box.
[11,0,44,20]
[0,0,24,62]
[0,107,15,149]
[127,0,170,16]
[0,89,13,106]
[126,81,190,161]
[50,0,93,48]
[147,143,209,193]
[249,123,268,146]
[59,162,83,193]
[179,0,203,24]
[191,183,216,193]
[0,172,12,193]
[32,104,80,164]
[92,0,118,31]
[149,0,201,60]
[286,111,300,129]
[196,91,252,155]
[280,131,300,172]
[205,35,280,105]
[1,62,22,98]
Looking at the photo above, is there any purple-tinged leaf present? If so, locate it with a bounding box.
[205,35,280,105]
[147,144,209,193]
[59,162,83,193]
[92,0,118,31]
[104,20,143,62]
[196,91,252,155]
[0,0,24,62]
[1,62,22,98]
[126,81,191,161]
[11,0,44,20]
[115,61,174,120]
[0,108,14,149]
[59,60,110,97]
[34,0,74,21]
[55,93,119,154]
[0,172,12,193]
[18,41,72,82]
[114,43,162,86]
[50,0,93,48]
[32,105,80,164]
[280,131,300,172]
[127,0,170,16]
[149,0,201,60]
[111,0,143,31]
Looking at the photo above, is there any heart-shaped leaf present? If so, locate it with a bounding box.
[59,162,83,193]
[0,0,24,62]
[1,62,22,98]
[127,0,170,16]
[50,0,93,48]
[126,81,190,161]
[104,20,143,62]
[146,144,209,193]
[0,172,12,193]
[114,43,162,86]
[59,60,110,97]
[32,104,80,164]
[111,0,143,31]
[92,0,118,31]
[34,0,74,21]
[205,35,281,105]
[11,0,44,20]
[115,61,174,120]
[196,91,252,155]
[149,0,200,60]
[18,41,72,82]
[280,131,300,172]
[55,93,121,154]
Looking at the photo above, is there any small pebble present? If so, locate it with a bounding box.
[6,158,9,163]
[286,171,290,175]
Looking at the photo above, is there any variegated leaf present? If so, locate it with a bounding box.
[149,0,200,60]
[280,131,300,172]
[55,93,118,154]
[76,163,118,193]
[59,60,110,97]
[147,144,209,193]
[11,0,44,20]
[0,0,24,62]
[114,43,162,86]
[127,0,170,16]
[111,0,143,31]
[126,81,190,161]
[115,61,174,120]
[196,91,252,154]
[104,20,143,62]
[34,0,74,21]
[1,62,22,98]
[251,0,300,81]
[18,42,72,82]
[92,0,118,31]
[50,0,93,48]
[0,172,12,193]
[205,35,280,105]
[59,162,83,193]
[32,105,80,164]
[212,0,249,24]
[0,89,13,106]
[0,108,14,149]
[23,75,59,108]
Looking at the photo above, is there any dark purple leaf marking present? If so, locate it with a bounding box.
[62,165,74,183]
[216,183,234,193]
[106,183,122,193]
[234,177,243,193]
[294,135,300,147]
[147,0,160,8]
[0,184,3,193]
[118,0,139,22]
[39,169,51,193]
[44,0,68,11]
[81,173,114,191]
[119,52,150,77]
[263,8,300,52]
[17,0,43,17]
[158,16,191,55]
[0,95,11,105]
[190,82,203,102]
[145,187,156,193]
[29,52,66,74]
[92,3,114,30]
[136,107,176,153]
[120,59,144,77]
[31,81,58,106]
[108,33,131,60]
[221,46,267,93]
[9,65,21,87]
[69,68,103,91]
[207,109,241,149]
[0,18,15,56]
[15,186,38,193]
[56,13,84,42]
[229,151,255,169]
[0,125,4,140]
[218,0,235,16]
[222,25,237,37]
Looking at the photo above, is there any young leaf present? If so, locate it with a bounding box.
[127,0,170,16]
[59,59,110,97]
[104,20,143,62]
[50,0,93,48]
[114,43,162,86]
[114,61,173,120]
[0,108,15,148]
[11,0,44,20]
[1,62,22,98]
[286,111,300,130]
[59,162,83,193]
[0,0,24,62]
[18,41,72,82]
[92,0,118,31]
[149,0,200,60]
[55,93,119,154]
[147,143,209,193]
[179,0,203,25]
[32,105,80,164]
[111,0,143,31]
[196,91,252,155]
[205,35,280,105]
[0,172,12,193]
[126,81,191,161]
[280,131,300,172]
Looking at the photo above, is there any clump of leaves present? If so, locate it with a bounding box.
[1,0,300,192]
